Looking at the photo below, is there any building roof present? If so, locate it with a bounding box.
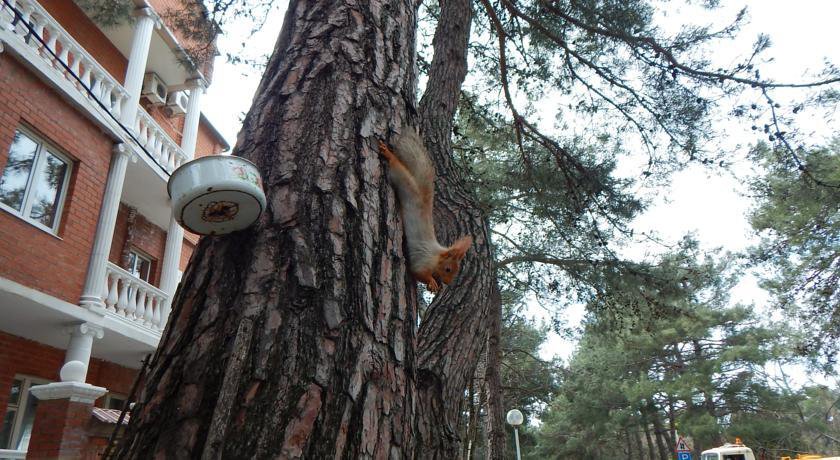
[91,408,130,425]
[201,112,231,152]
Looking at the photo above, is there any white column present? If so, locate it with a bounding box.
[158,79,204,326]
[62,323,104,381]
[179,78,205,158]
[79,144,131,312]
[121,7,159,127]
[158,218,183,326]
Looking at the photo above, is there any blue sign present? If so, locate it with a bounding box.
[678,453,692,460]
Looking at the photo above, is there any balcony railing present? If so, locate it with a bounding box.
[2,0,129,115]
[135,108,187,172]
[0,0,187,174]
[0,449,26,459]
[104,262,168,330]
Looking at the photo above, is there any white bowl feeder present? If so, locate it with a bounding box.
[168,156,266,235]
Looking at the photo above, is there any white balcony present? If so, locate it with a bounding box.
[0,0,188,178]
[0,0,202,368]
[134,108,187,173]
[0,449,26,459]
[103,262,168,334]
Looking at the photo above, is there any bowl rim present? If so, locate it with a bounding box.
[167,155,262,198]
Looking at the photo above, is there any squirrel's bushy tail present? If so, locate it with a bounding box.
[392,129,435,190]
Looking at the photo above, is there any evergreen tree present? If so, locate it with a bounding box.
[533,243,805,458]
[116,0,839,456]
[749,140,840,366]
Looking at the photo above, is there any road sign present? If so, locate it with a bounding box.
[676,436,691,452]
[677,452,692,460]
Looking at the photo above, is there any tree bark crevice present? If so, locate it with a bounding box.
[119,0,421,457]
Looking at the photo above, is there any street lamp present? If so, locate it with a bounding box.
[506,409,524,460]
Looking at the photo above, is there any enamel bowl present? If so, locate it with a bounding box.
[167,155,266,235]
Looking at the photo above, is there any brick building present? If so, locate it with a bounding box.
[0,0,229,457]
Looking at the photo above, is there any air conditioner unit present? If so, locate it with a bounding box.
[165,91,189,117]
[141,73,168,105]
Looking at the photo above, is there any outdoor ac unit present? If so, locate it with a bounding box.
[165,91,189,117]
[141,73,168,105]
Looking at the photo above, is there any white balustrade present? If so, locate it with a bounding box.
[0,449,26,459]
[104,262,168,330]
[0,0,186,175]
[1,0,128,121]
[134,108,188,173]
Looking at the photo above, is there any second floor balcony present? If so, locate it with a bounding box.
[0,0,228,362]
[0,0,226,183]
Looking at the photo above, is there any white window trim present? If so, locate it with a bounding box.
[127,248,154,283]
[102,392,128,411]
[0,127,73,235]
[3,375,51,452]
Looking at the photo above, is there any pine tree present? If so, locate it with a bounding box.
[116,0,839,456]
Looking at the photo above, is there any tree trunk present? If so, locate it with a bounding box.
[462,381,475,460]
[651,409,670,460]
[668,397,677,450]
[414,0,501,457]
[116,0,500,458]
[116,0,422,457]
[632,428,646,460]
[463,371,487,460]
[623,428,633,459]
[642,411,658,460]
[483,286,506,459]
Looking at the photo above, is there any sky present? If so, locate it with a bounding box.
[199,1,840,368]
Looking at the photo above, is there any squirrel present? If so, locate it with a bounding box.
[378,129,473,293]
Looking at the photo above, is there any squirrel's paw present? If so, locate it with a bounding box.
[378,140,392,157]
[427,279,441,293]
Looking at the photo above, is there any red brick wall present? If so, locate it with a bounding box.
[27,398,92,459]
[0,55,114,305]
[0,331,138,422]
[108,204,168,288]
[140,96,229,162]
[38,0,185,142]
[195,119,227,158]
[108,205,129,269]
[38,0,221,154]
[87,360,137,401]
[179,238,196,272]
[39,0,128,84]
[0,333,63,418]
[141,100,186,148]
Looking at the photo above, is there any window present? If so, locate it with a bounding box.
[126,249,152,283]
[0,128,72,233]
[1,376,51,452]
[102,393,127,411]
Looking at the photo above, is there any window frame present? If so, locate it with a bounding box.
[126,248,154,283]
[0,126,73,235]
[102,392,128,411]
[2,375,51,451]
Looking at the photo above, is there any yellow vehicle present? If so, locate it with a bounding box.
[699,438,840,460]
[701,439,755,460]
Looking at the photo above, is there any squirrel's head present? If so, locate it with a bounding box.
[433,235,473,285]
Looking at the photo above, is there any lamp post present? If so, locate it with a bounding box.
[506,408,524,460]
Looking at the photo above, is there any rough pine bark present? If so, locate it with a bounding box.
[642,412,658,460]
[412,0,505,457]
[116,0,422,457]
[630,428,644,460]
[482,287,506,459]
[651,410,670,460]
